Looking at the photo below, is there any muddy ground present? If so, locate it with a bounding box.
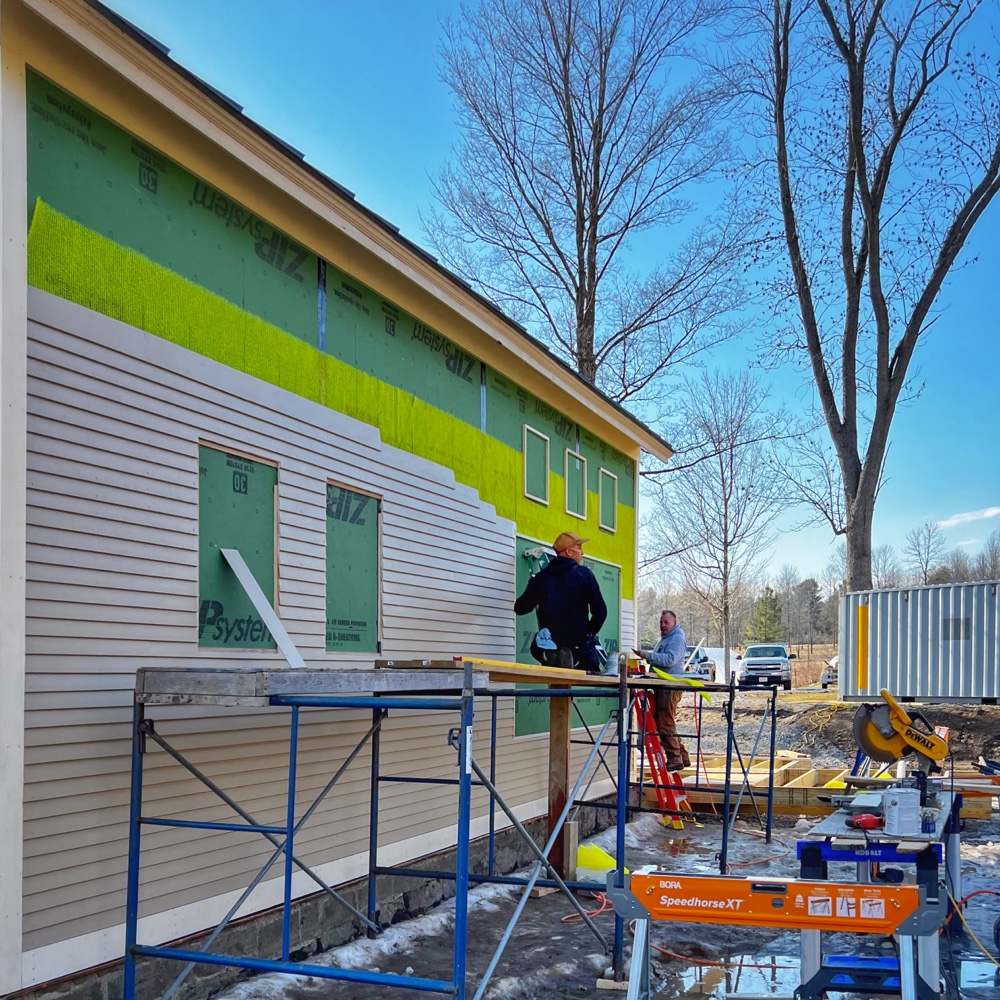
[687,693,1000,769]
[214,696,1000,1000]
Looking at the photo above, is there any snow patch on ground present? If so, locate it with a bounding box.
[587,811,664,853]
[485,954,605,1000]
[214,881,520,1000]
[218,975,308,1000]
[961,840,1000,875]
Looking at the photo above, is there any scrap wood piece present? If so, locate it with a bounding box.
[377,657,620,686]
[845,774,1000,794]
[377,656,720,689]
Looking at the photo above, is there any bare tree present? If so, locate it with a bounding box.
[428,0,744,403]
[647,370,786,681]
[635,581,672,645]
[775,563,801,649]
[928,546,974,585]
[795,578,822,654]
[821,541,847,598]
[975,529,1000,581]
[872,544,902,589]
[904,522,946,585]
[721,0,1000,589]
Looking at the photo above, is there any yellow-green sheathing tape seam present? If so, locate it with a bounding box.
[27,200,635,596]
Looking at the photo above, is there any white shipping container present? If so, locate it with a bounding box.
[839,581,1000,701]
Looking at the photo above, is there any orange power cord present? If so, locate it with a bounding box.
[560,893,796,970]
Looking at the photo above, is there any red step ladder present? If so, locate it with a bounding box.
[635,689,693,830]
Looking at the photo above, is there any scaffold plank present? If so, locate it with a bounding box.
[136,666,489,705]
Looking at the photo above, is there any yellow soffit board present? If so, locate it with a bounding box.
[13,0,672,465]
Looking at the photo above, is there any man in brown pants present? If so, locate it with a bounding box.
[640,609,691,771]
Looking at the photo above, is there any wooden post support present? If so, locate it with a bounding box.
[547,686,571,875]
[563,819,579,881]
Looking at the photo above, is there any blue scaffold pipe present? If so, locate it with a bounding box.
[141,818,289,835]
[269,695,462,711]
[489,692,498,876]
[613,667,628,979]
[368,706,382,934]
[282,706,300,960]
[130,945,456,994]
[720,677,736,873]
[767,687,778,843]
[452,657,475,999]
[123,703,144,1000]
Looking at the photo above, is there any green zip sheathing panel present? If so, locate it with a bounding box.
[26,70,318,345]
[197,445,277,650]
[27,201,636,595]
[25,72,635,495]
[325,262,481,427]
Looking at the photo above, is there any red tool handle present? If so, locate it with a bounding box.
[846,813,884,830]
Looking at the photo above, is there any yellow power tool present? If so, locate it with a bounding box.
[853,689,949,773]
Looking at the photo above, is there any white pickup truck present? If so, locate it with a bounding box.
[821,655,838,690]
[735,644,794,691]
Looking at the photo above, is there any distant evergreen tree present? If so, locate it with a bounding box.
[745,587,785,643]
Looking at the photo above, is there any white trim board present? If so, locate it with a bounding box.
[0,42,30,993]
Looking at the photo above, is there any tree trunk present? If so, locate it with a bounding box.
[576,303,597,382]
[844,488,874,592]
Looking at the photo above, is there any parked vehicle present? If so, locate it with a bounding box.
[735,643,795,691]
[821,654,838,690]
[685,645,715,680]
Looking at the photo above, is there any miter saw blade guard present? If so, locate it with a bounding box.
[854,702,905,763]
[853,689,948,773]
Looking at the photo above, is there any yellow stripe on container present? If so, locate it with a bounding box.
[857,603,869,691]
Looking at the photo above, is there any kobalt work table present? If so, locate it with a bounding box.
[794,791,959,1000]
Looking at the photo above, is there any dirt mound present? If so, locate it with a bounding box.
[686,694,1000,769]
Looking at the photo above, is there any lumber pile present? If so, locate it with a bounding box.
[640,754,996,819]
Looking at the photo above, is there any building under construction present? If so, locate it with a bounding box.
[0,0,675,994]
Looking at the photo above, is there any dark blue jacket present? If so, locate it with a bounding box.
[514,556,608,649]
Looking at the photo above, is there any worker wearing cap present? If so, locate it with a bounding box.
[514,532,608,670]
[641,610,691,771]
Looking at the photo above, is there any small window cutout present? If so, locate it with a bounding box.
[942,616,971,641]
[523,425,549,504]
[599,469,618,532]
[565,449,587,519]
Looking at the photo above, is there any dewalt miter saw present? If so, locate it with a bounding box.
[853,689,949,773]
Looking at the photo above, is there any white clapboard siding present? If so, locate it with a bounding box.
[621,599,636,651]
[22,290,614,959]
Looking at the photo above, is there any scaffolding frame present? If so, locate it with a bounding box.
[122,665,775,999]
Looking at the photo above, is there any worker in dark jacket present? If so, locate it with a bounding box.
[514,531,607,670]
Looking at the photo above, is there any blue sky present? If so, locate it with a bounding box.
[101,0,1000,582]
